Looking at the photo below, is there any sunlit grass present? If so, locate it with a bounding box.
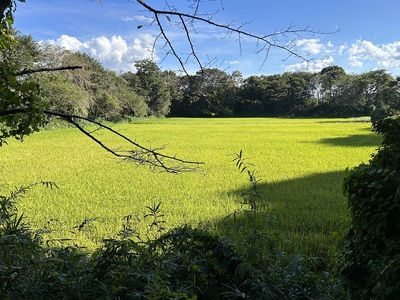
[0,117,380,255]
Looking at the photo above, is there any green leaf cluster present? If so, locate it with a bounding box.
[0,3,45,145]
[124,59,172,117]
[339,115,400,298]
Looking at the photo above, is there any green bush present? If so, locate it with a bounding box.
[267,253,347,299]
[371,107,389,123]
[338,115,400,299]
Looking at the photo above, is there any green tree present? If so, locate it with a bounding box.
[133,59,171,117]
[361,70,398,109]
[36,73,90,116]
[182,68,237,117]
[319,65,346,104]
[33,46,148,121]
[8,29,41,70]
[116,76,148,118]
[264,74,289,115]
[63,51,147,120]
[237,74,292,116]
[236,75,268,116]
[332,74,367,115]
[282,71,316,114]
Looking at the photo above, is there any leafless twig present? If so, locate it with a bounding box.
[136,0,334,74]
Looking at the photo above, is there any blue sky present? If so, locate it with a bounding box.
[14,0,400,77]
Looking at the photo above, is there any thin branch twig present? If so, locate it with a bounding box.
[136,0,334,73]
[0,108,204,173]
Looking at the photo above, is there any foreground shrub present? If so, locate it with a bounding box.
[266,252,347,299]
[338,115,400,298]
[0,183,49,297]
[0,190,274,299]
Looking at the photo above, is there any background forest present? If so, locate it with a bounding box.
[14,33,400,123]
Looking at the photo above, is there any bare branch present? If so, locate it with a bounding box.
[0,108,204,173]
[179,15,203,70]
[14,66,83,76]
[136,0,334,73]
[152,12,188,75]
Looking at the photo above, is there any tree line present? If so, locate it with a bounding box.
[170,66,400,119]
[14,33,400,122]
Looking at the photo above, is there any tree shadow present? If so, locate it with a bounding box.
[214,170,351,257]
[318,134,381,147]
[358,127,374,132]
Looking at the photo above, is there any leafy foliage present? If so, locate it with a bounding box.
[338,115,400,298]
[231,150,265,237]
[33,47,149,121]
[0,17,45,145]
[170,69,239,117]
[0,186,270,299]
[0,182,56,296]
[128,59,172,117]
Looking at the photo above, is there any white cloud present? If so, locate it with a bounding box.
[286,39,400,74]
[347,40,400,69]
[338,44,348,55]
[47,34,157,72]
[133,15,154,23]
[295,39,324,55]
[121,16,134,22]
[285,56,335,73]
[54,35,82,50]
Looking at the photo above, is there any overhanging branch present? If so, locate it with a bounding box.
[0,108,204,173]
[14,66,83,76]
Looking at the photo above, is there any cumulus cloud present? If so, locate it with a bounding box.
[347,40,400,69]
[47,34,157,72]
[285,56,335,73]
[295,39,324,55]
[338,44,348,55]
[285,39,400,74]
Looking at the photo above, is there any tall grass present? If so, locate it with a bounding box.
[0,117,380,255]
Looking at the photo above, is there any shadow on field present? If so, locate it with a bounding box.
[358,126,374,132]
[318,134,381,147]
[215,170,351,256]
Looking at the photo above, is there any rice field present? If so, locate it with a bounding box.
[0,117,381,255]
